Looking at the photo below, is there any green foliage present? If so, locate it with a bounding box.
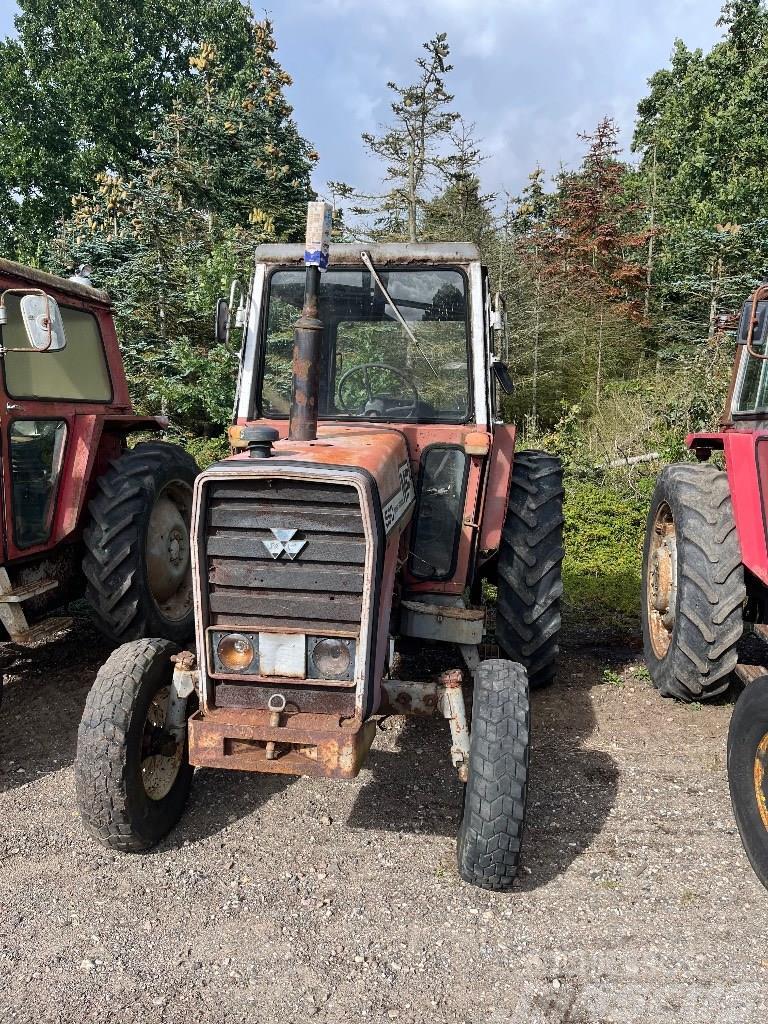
[562,473,651,623]
[48,19,316,435]
[0,0,257,260]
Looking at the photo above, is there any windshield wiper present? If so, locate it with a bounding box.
[360,250,439,379]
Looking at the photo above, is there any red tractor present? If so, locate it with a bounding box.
[642,283,768,890]
[0,258,198,696]
[74,236,564,891]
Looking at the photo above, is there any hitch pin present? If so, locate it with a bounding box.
[265,694,286,760]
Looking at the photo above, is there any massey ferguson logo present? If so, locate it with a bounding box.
[262,528,307,560]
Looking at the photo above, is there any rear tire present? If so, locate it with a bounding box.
[75,638,194,852]
[457,659,529,891]
[641,463,744,701]
[83,442,199,645]
[728,675,768,891]
[495,451,564,689]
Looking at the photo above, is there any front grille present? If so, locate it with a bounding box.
[205,478,366,635]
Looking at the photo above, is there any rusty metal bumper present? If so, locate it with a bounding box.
[188,707,377,779]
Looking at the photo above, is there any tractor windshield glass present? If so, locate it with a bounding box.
[261,267,470,422]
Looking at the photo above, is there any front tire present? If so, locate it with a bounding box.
[75,638,194,852]
[642,463,744,701]
[728,676,768,891]
[83,441,199,645]
[457,659,529,891]
[495,450,564,689]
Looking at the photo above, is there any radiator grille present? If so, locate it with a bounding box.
[205,478,365,634]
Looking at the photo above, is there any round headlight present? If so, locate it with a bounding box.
[312,638,352,679]
[217,632,255,671]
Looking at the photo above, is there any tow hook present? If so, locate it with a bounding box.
[265,693,287,760]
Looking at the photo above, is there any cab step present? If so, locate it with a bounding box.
[0,568,66,645]
[9,616,73,646]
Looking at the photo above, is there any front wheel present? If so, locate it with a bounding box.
[728,676,768,891]
[457,659,530,891]
[75,638,195,852]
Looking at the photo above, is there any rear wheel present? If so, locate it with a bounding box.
[75,638,195,852]
[642,463,744,701]
[495,451,564,689]
[83,442,199,645]
[457,659,529,891]
[728,676,768,890]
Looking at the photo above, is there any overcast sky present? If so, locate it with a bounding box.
[1,0,726,203]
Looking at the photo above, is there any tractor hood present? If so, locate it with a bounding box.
[209,425,415,535]
[190,426,415,722]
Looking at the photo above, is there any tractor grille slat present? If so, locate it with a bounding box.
[205,478,365,634]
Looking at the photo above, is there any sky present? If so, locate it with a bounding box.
[0,0,727,203]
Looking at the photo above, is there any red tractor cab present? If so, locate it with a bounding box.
[0,259,198,690]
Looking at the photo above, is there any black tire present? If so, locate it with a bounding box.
[83,441,199,645]
[75,638,194,852]
[728,675,768,890]
[457,659,529,891]
[641,463,744,702]
[495,450,564,689]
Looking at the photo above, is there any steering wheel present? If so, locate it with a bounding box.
[337,362,420,418]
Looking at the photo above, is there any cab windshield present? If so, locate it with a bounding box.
[260,266,470,422]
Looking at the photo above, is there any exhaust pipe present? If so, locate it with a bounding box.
[289,202,332,442]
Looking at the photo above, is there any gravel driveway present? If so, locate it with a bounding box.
[1,618,766,1024]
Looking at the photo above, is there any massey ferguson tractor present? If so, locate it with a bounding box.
[0,258,198,698]
[642,282,768,891]
[75,221,564,891]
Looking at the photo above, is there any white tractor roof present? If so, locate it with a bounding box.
[254,243,481,266]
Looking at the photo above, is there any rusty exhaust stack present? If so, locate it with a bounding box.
[289,202,332,442]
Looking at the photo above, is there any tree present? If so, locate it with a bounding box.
[358,33,459,242]
[633,0,768,339]
[0,0,257,260]
[422,119,495,248]
[49,19,316,435]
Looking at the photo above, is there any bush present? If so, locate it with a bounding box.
[562,475,652,628]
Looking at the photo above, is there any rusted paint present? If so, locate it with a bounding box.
[188,706,376,779]
[478,424,516,555]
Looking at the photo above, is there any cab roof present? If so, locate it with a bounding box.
[0,257,111,305]
[254,242,481,267]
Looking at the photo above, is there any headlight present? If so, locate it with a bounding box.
[216,632,256,672]
[308,637,354,680]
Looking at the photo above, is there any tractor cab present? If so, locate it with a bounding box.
[0,259,198,657]
[230,244,513,595]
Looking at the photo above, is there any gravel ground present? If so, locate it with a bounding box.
[1,619,767,1024]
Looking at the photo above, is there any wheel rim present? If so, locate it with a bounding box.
[146,480,193,622]
[647,501,678,658]
[754,733,768,832]
[140,685,183,801]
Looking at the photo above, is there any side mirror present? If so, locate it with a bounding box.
[215,297,230,345]
[0,289,67,352]
[491,291,506,332]
[492,358,514,395]
[215,279,246,345]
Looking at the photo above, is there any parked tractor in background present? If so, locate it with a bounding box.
[75,222,564,891]
[642,282,768,891]
[0,259,198,700]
